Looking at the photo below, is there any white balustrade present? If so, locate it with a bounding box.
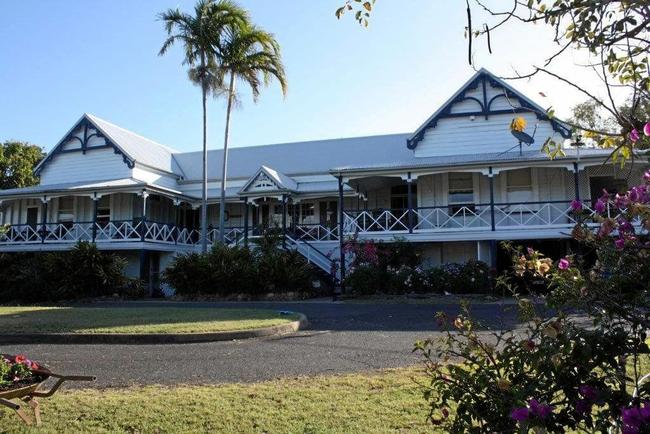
[293,224,339,241]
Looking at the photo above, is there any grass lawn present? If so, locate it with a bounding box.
[0,367,433,434]
[0,306,300,334]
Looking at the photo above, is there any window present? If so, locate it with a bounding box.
[506,169,533,203]
[57,197,74,223]
[448,173,474,212]
[390,184,417,210]
[96,196,110,225]
[300,203,314,223]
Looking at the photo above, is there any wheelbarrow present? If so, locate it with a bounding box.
[0,356,95,426]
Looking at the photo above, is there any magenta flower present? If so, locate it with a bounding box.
[629,128,640,143]
[570,199,583,211]
[644,171,650,183]
[529,399,553,420]
[644,122,650,137]
[615,237,626,250]
[595,199,606,214]
[621,403,650,434]
[575,399,592,415]
[510,407,529,422]
[615,193,631,208]
[579,385,598,401]
[558,258,570,270]
[618,218,634,234]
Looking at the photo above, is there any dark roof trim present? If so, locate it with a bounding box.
[406,69,572,149]
[34,115,136,175]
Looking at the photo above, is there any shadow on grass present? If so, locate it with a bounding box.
[0,306,297,335]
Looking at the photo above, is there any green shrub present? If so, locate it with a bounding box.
[439,260,490,294]
[345,264,388,295]
[47,242,128,299]
[162,252,212,296]
[0,242,133,302]
[163,234,315,297]
[209,244,259,295]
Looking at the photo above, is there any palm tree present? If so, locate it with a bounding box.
[216,22,288,243]
[158,0,247,253]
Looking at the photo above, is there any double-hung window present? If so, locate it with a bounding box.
[448,173,474,214]
[96,196,111,226]
[57,197,74,225]
[506,169,533,204]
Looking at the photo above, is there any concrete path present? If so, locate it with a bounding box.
[0,301,518,388]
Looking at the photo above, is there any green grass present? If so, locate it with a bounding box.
[0,367,433,434]
[0,306,300,334]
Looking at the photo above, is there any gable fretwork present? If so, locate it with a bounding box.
[34,115,135,175]
[239,166,298,196]
[407,70,572,150]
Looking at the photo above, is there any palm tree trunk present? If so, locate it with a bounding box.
[200,58,209,254]
[218,70,236,243]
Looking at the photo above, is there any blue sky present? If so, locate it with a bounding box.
[0,1,602,153]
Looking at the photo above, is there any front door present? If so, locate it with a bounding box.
[26,207,39,229]
[261,204,270,229]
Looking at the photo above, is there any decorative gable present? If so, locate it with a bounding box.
[407,69,572,154]
[250,172,279,191]
[34,115,135,176]
[239,166,298,196]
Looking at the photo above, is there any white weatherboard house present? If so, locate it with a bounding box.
[1,69,647,291]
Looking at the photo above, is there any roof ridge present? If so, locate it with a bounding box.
[85,113,180,154]
[174,132,411,156]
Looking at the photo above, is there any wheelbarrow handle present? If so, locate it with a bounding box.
[0,397,20,410]
[31,374,96,398]
[50,374,97,382]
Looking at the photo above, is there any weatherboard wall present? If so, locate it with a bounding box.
[414,112,563,158]
[39,147,133,185]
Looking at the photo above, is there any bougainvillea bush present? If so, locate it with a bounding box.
[343,238,490,295]
[0,355,44,391]
[415,171,650,433]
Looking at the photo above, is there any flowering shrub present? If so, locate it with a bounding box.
[344,238,490,294]
[415,171,650,433]
[0,355,44,391]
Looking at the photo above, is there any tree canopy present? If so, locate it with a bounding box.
[0,141,45,190]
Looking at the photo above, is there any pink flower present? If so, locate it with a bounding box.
[570,199,583,211]
[629,129,640,143]
[615,193,630,208]
[558,258,570,270]
[644,122,650,137]
[644,171,650,184]
[595,199,606,214]
[615,237,626,250]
